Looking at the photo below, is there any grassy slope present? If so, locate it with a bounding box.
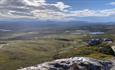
[0,34,114,70]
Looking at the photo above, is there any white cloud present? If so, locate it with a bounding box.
[0,0,115,20]
[31,10,66,20]
[23,0,46,6]
[109,2,115,6]
[0,0,70,20]
[69,9,115,17]
[51,2,70,11]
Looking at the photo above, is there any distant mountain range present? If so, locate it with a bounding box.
[0,19,115,35]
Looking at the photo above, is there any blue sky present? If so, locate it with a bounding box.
[0,0,115,22]
[48,0,115,10]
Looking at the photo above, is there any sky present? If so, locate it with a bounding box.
[0,0,115,22]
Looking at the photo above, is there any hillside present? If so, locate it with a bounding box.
[0,21,115,70]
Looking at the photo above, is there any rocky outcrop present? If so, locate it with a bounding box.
[18,57,113,70]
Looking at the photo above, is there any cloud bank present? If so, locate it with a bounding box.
[0,0,70,20]
[0,0,115,20]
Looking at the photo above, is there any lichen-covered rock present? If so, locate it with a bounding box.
[18,57,112,70]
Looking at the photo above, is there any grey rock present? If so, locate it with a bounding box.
[18,57,113,70]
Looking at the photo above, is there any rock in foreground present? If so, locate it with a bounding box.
[18,57,112,70]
